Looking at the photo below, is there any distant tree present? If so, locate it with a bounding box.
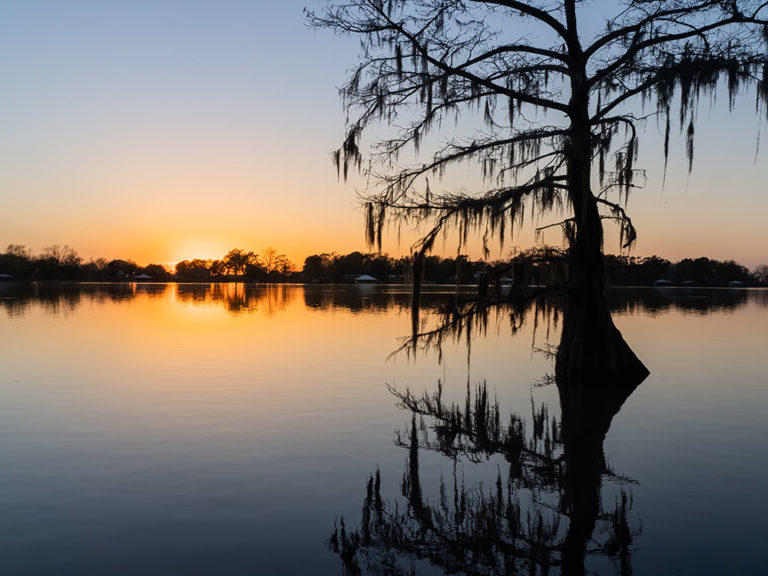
[605,254,671,285]
[141,264,171,281]
[261,247,278,274]
[363,253,393,281]
[34,245,84,280]
[667,256,749,285]
[303,253,333,282]
[222,248,256,277]
[41,244,81,267]
[78,258,107,281]
[0,245,33,278]
[91,257,109,272]
[5,244,31,259]
[331,251,365,281]
[209,259,225,278]
[175,259,212,281]
[311,1,768,380]
[272,254,295,276]
[242,263,262,281]
[107,259,139,279]
[754,264,768,285]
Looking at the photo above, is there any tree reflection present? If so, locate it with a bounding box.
[331,372,643,575]
[606,287,750,316]
[0,282,146,318]
[1,283,762,320]
[175,283,297,315]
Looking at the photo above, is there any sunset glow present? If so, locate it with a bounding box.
[1,2,766,269]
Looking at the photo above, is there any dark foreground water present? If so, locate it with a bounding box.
[0,283,766,575]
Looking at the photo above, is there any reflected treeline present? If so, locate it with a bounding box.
[302,285,763,316]
[0,282,165,318]
[605,287,765,315]
[175,283,298,315]
[302,285,479,315]
[331,373,643,575]
[0,282,301,318]
[3,283,766,320]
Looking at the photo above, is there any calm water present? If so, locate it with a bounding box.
[0,283,766,575]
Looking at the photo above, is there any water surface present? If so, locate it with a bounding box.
[1,283,766,575]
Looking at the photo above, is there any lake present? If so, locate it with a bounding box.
[1,283,766,575]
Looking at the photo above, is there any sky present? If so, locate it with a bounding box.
[1,1,767,269]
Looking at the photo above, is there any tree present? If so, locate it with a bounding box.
[175,259,212,281]
[754,264,768,285]
[303,253,333,282]
[0,245,33,278]
[309,1,768,381]
[222,248,256,277]
[261,246,278,274]
[272,253,295,276]
[41,244,81,267]
[141,263,172,281]
[107,258,139,279]
[5,244,31,259]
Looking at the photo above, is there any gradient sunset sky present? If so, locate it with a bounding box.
[2,1,767,269]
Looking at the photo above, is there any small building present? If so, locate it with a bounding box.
[355,274,378,284]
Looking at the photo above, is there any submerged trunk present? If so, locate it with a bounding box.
[556,17,648,382]
[555,186,648,380]
[555,228,648,382]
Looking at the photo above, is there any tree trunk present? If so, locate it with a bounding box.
[555,230,649,382]
[556,11,648,383]
[555,113,649,381]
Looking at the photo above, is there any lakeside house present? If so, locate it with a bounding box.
[355,274,378,284]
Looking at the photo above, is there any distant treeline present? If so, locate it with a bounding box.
[0,245,297,283]
[304,251,768,286]
[603,255,768,287]
[1,244,767,286]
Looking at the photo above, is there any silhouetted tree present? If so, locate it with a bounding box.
[272,253,295,277]
[303,253,333,282]
[175,259,212,281]
[210,259,226,278]
[604,254,672,286]
[0,244,34,278]
[261,247,278,274]
[140,263,172,281]
[666,256,750,285]
[310,0,768,380]
[754,264,768,285]
[107,259,139,279]
[34,245,84,280]
[222,248,257,277]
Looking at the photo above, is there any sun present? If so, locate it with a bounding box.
[170,238,232,263]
